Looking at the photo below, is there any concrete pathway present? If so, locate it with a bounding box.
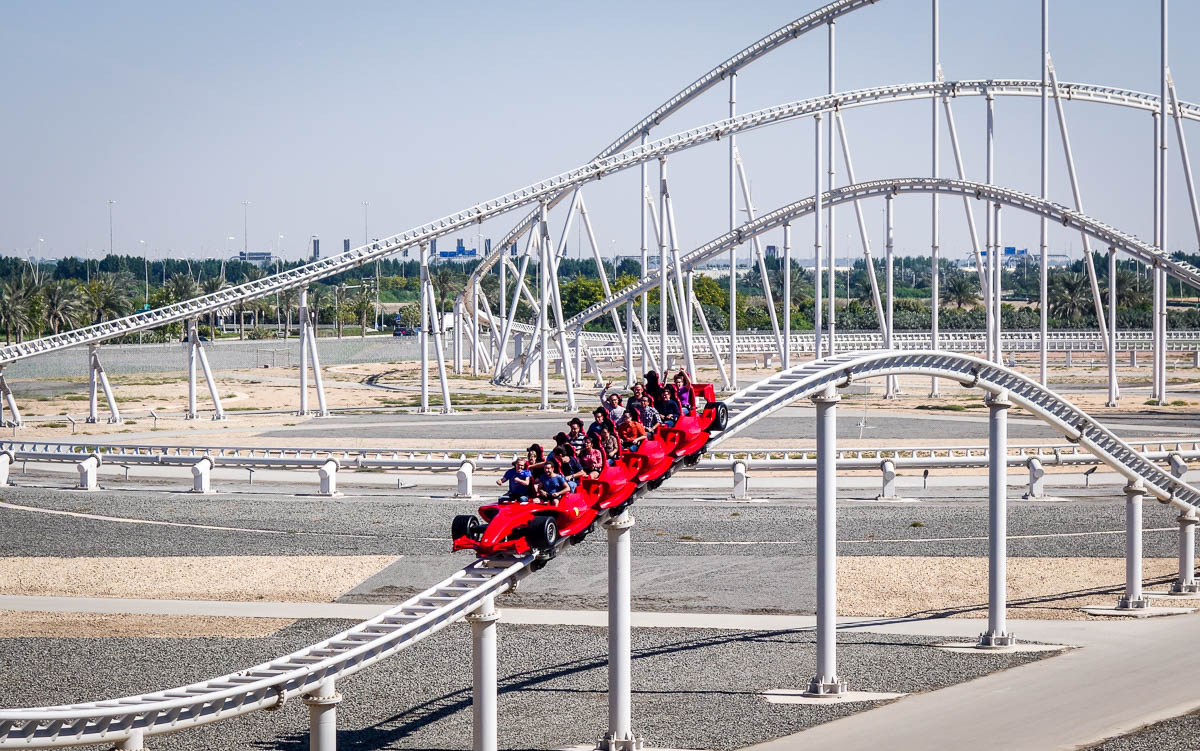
[744,611,1200,751]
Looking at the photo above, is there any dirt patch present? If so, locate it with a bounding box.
[0,556,397,602]
[0,611,293,638]
[838,556,1180,620]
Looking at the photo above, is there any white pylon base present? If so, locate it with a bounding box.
[976,632,1018,649]
[1116,595,1150,610]
[802,678,847,698]
[596,733,645,751]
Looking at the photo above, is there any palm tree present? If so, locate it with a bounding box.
[166,272,199,304]
[201,276,228,339]
[942,274,980,309]
[278,287,299,338]
[43,279,83,335]
[350,286,375,338]
[307,284,328,335]
[432,267,461,314]
[83,273,133,324]
[1110,269,1148,309]
[1050,272,1091,321]
[0,278,31,344]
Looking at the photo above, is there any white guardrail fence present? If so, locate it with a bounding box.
[2,438,1196,499]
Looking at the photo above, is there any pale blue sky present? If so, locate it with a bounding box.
[2,1,1198,264]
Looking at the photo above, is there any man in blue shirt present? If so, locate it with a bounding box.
[496,458,531,502]
[537,465,569,505]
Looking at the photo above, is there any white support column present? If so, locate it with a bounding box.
[0,450,12,487]
[728,74,738,388]
[599,510,642,751]
[186,320,199,419]
[195,339,225,421]
[730,461,750,501]
[806,384,844,696]
[77,454,100,491]
[303,679,342,751]
[426,280,454,415]
[318,459,340,497]
[300,288,311,415]
[814,113,824,360]
[0,369,21,427]
[1168,72,1200,249]
[782,222,792,370]
[468,596,500,751]
[692,295,730,390]
[832,111,885,329]
[1040,1,1050,385]
[942,94,988,304]
[191,457,213,494]
[1047,59,1111,352]
[1023,457,1045,499]
[733,152,786,361]
[88,346,121,425]
[537,203,551,410]
[1107,247,1120,406]
[1157,0,1169,404]
[826,20,837,358]
[1171,509,1199,594]
[456,459,475,498]
[929,0,941,397]
[985,89,996,363]
[994,204,1003,365]
[419,243,431,412]
[1117,480,1149,610]
[87,344,99,423]
[625,299,635,387]
[657,159,668,369]
[453,298,463,376]
[471,287,481,376]
[878,459,898,501]
[885,194,897,399]
[307,324,330,418]
[642,130,651,372]
[979,390,1016,648]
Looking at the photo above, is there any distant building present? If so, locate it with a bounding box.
[437,238,480,261]
[239,250,273,264]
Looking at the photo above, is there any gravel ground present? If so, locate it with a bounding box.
[0,620,1056,751]
[1086,708,1200,751]
[0,611,292,638]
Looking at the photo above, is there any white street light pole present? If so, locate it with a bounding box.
[242,201,250,256]
[107,199,116,265]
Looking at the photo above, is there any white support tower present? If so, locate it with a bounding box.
[86,343,121,424]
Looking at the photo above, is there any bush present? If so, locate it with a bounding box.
[247,327,272,340]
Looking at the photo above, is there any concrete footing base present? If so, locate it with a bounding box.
[868,496,920,504]
[1079,605,1195,618]
[1147,589,1200,600]
[934,641,1069,655]
[763,689,905,705]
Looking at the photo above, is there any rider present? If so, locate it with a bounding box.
[566,417,587,453]
[616,408,647,450]
[657,385,681,428]
[537,464,570,505]
[495,458,531,502]
[673,370,695,415]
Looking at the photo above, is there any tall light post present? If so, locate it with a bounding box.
[139,240,148,304]
[37,237,44,260]
[107,200,116,259]
[242,201,250,256]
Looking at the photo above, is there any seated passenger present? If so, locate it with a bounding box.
[673,370,695,415]
[553,431,570,449]
[579,434,606,477]
[599,424,621,464]
[627,397,661,433]
[526,444,547,479]
[643,371,663,407]
[537,465,570,505]
[587,407,614,441]
[616,410,647,450]
[495,458,531,502]
[657,385,681,428]
[555,445,585,491]
[567,418,587,453]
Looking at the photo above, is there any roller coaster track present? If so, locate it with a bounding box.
[2,78,1197,368]
[560,177,1200,332]
[2,350,1195,749]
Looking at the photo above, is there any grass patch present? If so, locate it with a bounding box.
[678,535,702,542]
[63,395,89,402]
[915,404,966,412]
[1171,400,1191,407]
[909,521,925,528]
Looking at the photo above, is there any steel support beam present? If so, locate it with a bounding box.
[468,596,500,751]
[930,0,941,396]
[806,384,844,696]
[1107,247,1120,406]
[600,511,642,750]
[979,390,1016,648]
[303,679,342,751]
[1117,480,1149,609]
